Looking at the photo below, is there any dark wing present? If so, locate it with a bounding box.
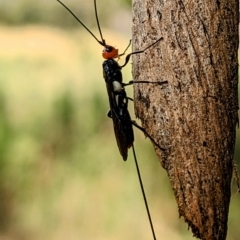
[111,108,134,161]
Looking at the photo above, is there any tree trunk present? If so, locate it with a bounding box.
[132,1,239,240]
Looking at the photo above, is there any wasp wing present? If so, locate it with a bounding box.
[109,108,134,160]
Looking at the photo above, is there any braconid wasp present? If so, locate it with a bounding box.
[56,1,167,239]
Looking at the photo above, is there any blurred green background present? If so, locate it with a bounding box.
[0,0,239,239]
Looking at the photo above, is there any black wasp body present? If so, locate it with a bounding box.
[103,59,134,160]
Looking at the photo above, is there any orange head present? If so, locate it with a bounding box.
[102,45,119,59]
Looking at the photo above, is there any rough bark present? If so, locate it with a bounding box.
[132,1,239,240]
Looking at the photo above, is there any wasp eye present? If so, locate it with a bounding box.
[106,46,113,52]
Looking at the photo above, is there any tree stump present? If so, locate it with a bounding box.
[132,1,239,239]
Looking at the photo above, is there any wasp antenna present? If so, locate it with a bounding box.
[94,0,106,46]
[56,0,105,46]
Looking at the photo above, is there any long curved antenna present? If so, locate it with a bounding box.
[132,145,157,240]
[94,0,105,45]
[56,0,105,46]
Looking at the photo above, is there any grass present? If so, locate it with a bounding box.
[0,25,239,240]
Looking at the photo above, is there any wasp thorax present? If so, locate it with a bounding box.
[102,45,118,59]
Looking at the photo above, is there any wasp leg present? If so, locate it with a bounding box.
[117,40,132,58]
[127,97,134,101]
[107,110,112,118]
[122,80,168,87]
[130,120,166,151]
[120,37,163,69]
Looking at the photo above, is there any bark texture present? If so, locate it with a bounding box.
[132,0,239,239]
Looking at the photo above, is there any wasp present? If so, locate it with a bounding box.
[56,1,167,239]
